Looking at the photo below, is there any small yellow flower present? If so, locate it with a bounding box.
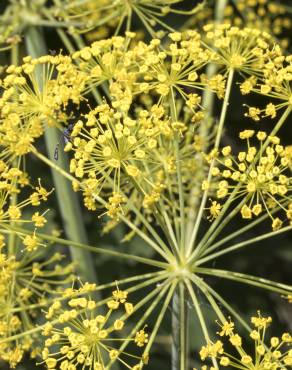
[207,201,222,221]
[135,329,149,347]
[217,320,234,336]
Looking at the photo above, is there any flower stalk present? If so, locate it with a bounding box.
[187,68,235,258]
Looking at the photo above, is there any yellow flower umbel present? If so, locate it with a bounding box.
[242,53,292,120]
[203,23,272,75]
[198,312,292,369]
[208,130,292,229]
[71,31,213,114]
[0,55,87,123]
[65,94,205,232]
[0,166,51,231]
[71,35,136,96]
[0,164,74,367]
[42,285,147,370]
[54,0,204,39]
[57,32,213,230]
[232,0,291,49]
[0,54,88,162]
[0,243,75,368]
[66,102,173,214]
[132,31,211,105]
[190,1,291,49]
[0,114,44,161]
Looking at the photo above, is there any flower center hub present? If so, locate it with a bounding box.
[170,261,192,280]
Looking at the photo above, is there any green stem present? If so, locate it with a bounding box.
[179,281,188,370]
[198,201,288,258]
[185,279,218,369]
[196,225,292,266]
[171,282,189,370]
[171,289,179,370]
[169,91,188,370]
[195,267,292,295]
[215,0,228,20]
[169,91,185,253]
[141,281,177,368]
[185,0,228,242]
[25,26,97,283]
[186,69,234,257]
[4,224,169,269]
[196,277,252,332]
[107,279,173,369]
[8,46,20,255]
[190,274,226,324]
[30,19,85,28]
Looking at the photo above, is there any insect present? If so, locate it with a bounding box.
[54,123,74,160]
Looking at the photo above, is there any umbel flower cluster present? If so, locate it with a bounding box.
[191,0,292,48]
[48,27,292,233]
[42,284,148,370]
[207,130,292,229]
[198,312,292,369]
[0,54,87,160]
[0,164,75,367]
[0,1,292,370]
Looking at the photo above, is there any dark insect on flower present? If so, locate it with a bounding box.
[54,123,74,161]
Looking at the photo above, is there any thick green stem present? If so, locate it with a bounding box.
[171,282,189,370]
[171,280,189,370]
[8,46,20,255]
[179,282,188,370]
[215,0,228,20]
[25,26,97,284]
[171,289,180,370]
